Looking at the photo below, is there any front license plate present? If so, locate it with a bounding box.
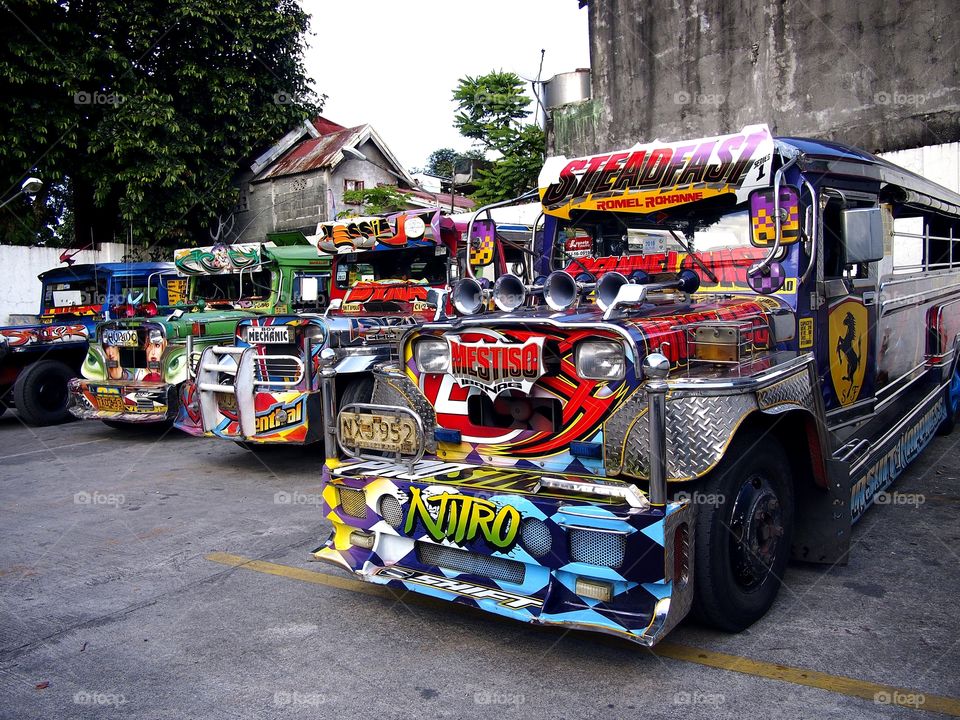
[102,329,139,347]
[96,395,125,412]
[339,411,418,454]
[245,326,291,344]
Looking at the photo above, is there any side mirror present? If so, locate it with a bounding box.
[842,208,885,264]
[300,276,319,303]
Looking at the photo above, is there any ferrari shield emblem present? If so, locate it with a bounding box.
[828,299,868,406]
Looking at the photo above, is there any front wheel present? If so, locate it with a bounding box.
[13,360,75,426]
[691,430,794,632]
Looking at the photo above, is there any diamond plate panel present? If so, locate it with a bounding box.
[371,367,437,452]
[610,392,758,481]
[756,371,815,412]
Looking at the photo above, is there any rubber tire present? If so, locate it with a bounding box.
[13,360,75,426]
[937,363,960,435]
[340,376,375,409]
[691,431,795,632]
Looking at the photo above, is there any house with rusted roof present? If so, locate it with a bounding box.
[233,117,474,242]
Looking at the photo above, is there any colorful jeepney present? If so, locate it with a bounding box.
[69,242,330,427]
[177,209,521,446]
[1,263,176,425]
[315,124,960,645]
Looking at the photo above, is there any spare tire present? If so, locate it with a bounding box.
[13,360,75,426]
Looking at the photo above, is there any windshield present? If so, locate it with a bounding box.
[552,204,767,286]
[190,268,275,304]
[42,278,106,312]
[335,246,447,290]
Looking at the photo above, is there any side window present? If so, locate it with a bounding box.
[821,197,846,278]
[292,273,330,311]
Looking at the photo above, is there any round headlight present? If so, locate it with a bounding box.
[414,336,449,373]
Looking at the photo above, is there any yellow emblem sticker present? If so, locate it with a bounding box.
[828,299,868,406]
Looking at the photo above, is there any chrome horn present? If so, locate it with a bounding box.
[601,269,701,320]
[543,271,582,311]
[451,277,486,315]
[493,273,527,312]
[596,272,629,311]
[596,270,653,311]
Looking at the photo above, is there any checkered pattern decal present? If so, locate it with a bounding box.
[751,187,800,246]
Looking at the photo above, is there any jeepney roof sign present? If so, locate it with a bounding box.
[316,210,442,255]
[538,124,775,219]
[173,243,263,276]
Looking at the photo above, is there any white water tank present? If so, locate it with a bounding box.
[543,69,591,110]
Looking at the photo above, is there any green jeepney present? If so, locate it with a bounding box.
[69,241,330,427]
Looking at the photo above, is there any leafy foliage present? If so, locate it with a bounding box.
[0,0,323,248]
[421,147,484,179]
[451,71,544,203]
[339,186,410,217]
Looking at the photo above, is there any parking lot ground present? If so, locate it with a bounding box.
[1,413,958,719]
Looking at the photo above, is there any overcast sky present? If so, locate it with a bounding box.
[300,1,591,171]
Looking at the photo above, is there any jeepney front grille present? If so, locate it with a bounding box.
[378,495,403,527]
[520,518,552,558]
[416,542,525,585]
[252,351,303,385]
[569,529,626,569]
[337,487,368,518]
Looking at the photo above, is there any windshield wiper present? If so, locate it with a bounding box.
[669,229,718,284]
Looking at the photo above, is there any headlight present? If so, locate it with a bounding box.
[575,341,625,381]
[414,336,449,373]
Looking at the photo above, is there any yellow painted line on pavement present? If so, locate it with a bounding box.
[206,552,960,716]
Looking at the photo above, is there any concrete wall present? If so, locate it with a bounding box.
[235,140,401,242]
[0,243,127,324]
[880,143,960,193]
[550,0,960,157]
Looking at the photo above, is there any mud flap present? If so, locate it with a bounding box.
[791,458,852,564]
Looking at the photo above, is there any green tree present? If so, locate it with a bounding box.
[0,0,323,249]
[339,186,410,217]
[421,147,484,179]
[452,71,544,203]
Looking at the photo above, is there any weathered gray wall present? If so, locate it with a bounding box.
[550,0,960,157]
[235,140,400,242]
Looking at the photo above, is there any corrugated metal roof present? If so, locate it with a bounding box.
[258,125,365,180]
